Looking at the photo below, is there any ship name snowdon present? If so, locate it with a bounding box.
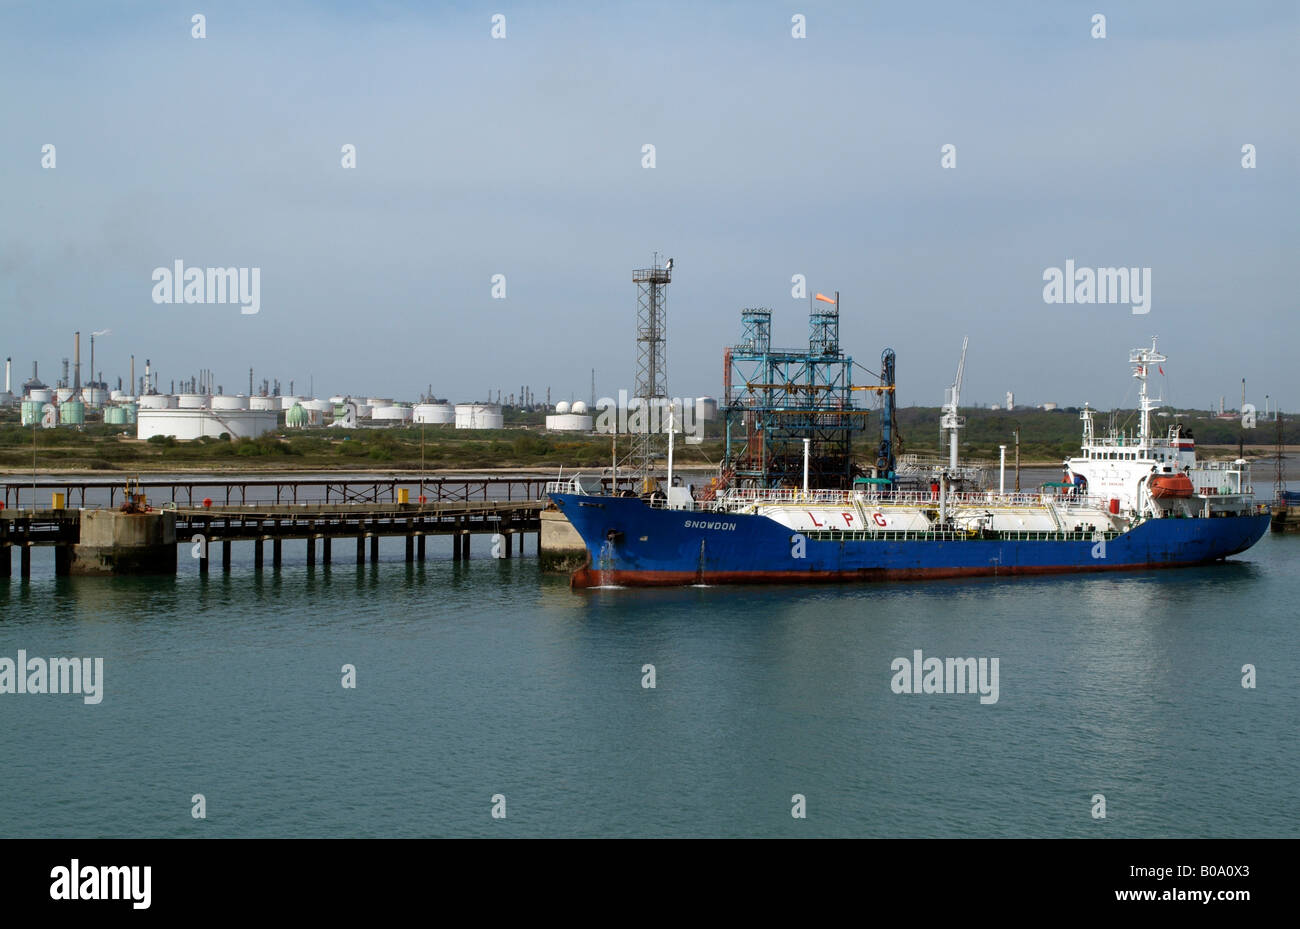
[684,519,736,531]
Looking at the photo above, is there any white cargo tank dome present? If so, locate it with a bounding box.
[555,401,571,414]
[571,401,588,415]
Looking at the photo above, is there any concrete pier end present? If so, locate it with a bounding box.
[70,510,178,576]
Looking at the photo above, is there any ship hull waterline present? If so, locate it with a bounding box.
[551,493,1271,589]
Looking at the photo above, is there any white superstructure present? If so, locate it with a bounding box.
[1062,338,1255,520]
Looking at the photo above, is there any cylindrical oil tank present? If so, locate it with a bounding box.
[366,397,393,409]
[21,399,42,425]
[56,387,75,403]
[123,402,138,424]
[278,395,303,411]
[372,404,413,423]
[59,399,85,425]
[177,393,207,409]
[455,403,504,429]
[28,388,54,404]
[138,393,177,409]
[413,403,455,424]
[212,394,250,411]
[249,395,277,411]
[104,405,127,425]
[545,413,593,432]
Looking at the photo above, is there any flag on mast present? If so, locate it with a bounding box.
[814,293,837,304]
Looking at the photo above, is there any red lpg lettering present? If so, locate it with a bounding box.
[806,511,824,527]
[872,513,887,527]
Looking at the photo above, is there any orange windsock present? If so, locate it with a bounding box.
[814,293,837,304]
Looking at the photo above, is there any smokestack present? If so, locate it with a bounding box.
[130,355,135,398]
[145,358,151,395]
[4,357,9,394]
[73,330,81,392]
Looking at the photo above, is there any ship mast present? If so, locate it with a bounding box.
[1129,337,1166,448]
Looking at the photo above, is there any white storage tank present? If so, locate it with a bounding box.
[249,395,277,411]
[366,397,393,409]
[414,402,455,424]
[177,393,207,409]
[212,394,251,411]
[278,395,303,411]
[555,401,571,414]
[455,403,504,430]
[545,412,593,432]
[138,393,177,409]
[83,387,109,408]
[372,404,413,423]
[56,387,76,403]
[137,408,276,440]
[303,399,333,425]
[27,388,54,403]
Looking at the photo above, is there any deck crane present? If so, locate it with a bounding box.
[940,337,969,469]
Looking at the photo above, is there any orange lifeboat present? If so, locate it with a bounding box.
[1150,473,1194,499]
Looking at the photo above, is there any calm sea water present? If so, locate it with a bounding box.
[1,526,1297,838]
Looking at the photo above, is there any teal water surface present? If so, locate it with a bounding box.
[1,531,1296,837]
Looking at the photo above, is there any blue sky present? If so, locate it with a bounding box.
[1,1,1295,412]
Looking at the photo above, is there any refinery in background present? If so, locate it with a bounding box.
[0,330,716,441]
[0,272,1274,450]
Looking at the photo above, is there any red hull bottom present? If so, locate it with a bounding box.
[570,559,1222,589]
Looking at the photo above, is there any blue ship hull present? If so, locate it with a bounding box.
[550,493,1271,587]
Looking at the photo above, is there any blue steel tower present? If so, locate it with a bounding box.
[721,294,871,490]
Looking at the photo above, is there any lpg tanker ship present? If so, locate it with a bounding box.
[548,338,1269,587]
